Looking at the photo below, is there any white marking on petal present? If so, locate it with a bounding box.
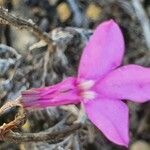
[78,80,95,90]
[81,91,96,100]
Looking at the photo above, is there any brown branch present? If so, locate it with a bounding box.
[0,97,26,140]
[0,98,81,143]
[0,7,53,47]
[0,97,22,116]
[4,123,81,143]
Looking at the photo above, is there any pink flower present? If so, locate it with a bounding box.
[22,20,150,147]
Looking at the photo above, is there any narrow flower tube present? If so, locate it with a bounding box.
[22,77,80,109]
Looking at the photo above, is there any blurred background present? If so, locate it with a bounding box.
[0,0,150,150]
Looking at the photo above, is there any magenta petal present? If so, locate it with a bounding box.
[78,20,124,80]
[22,77,80,109]
[96,65,150,102]
[84,98,129,147]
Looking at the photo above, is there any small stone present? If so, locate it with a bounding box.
[0,0,4,6]
[22,119,30,132]
[130,141,150,150]
[48,0,58,6]
[57,2,71,22]
[86,3,102,21]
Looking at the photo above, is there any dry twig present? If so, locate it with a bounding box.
[0,97,81,143]
[0,7,53,47]
[0,97,26,140]
[4,123,81,143]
